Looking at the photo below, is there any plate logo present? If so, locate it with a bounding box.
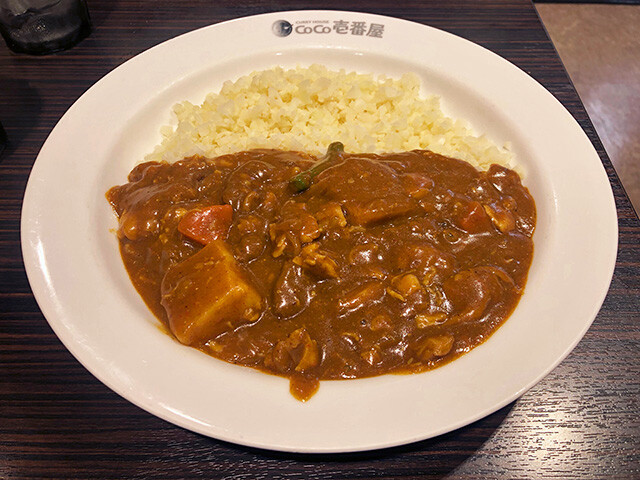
[272,20,293,37]
[272,19,385,38]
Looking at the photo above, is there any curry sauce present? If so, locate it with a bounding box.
[107,148,535,400]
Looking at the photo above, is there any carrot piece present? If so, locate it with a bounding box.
[457,201,492,233]
[177,205,233,244]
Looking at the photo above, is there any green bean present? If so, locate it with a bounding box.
[289,142,344,192]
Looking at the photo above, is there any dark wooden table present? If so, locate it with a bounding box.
[1,1,639,478]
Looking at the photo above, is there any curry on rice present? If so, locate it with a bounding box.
[107,144,535,400]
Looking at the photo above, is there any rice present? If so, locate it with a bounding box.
[145,64,513,170]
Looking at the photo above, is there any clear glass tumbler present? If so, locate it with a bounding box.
[0,0,91,55]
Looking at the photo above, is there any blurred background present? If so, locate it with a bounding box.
[536,2,639,212]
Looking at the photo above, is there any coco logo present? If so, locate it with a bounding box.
[294,25,331,34]
[272,20,293,37]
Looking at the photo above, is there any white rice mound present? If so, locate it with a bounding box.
[145,64,513,169]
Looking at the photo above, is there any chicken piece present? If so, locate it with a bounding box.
[269,201,320,257]
[415,334,455,362]
[222,160,276,211]
[161,240,263,345]
[292,243,339,279]
[388,273,423,300]
[338,281,386,313]
[401,172,434,199]
[311,157,417,226]
[272,262,314,319]
[108,171,196,241]
[395,243,456,284]
[486,164,536,236]
[236,215,265,236]
[361,346,382,366]
[315,202,347,230]
[483,203,516,233]
[414,312,447,328]
[442,266,515,324]
[263,328,320,373]
[234,215,267,261]
[370,313,393,331]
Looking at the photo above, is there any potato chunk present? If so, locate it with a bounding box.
[161,240,263,345]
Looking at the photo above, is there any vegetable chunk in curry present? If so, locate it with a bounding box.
[107,145,536,401]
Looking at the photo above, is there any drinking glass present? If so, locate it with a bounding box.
[0,0,91,55]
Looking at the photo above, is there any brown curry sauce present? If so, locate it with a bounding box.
[107,148,535,401]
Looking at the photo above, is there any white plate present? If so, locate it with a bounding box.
[21,11,618,453]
